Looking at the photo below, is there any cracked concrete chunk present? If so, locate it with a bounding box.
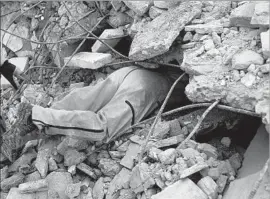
[120,142,140,169]
[124,1,151,16]
[77,163,97,180]
[92,29,125,53]
[106,168,131,199]
[92,177,105,199]
[64,52,112,69]
[232,50,264,70]
[151,179,207,199]
[197,176,218,199]
[129,1,202,61]
[99,158,121,177]
[35,149,50,178]
[1,173,25,192]
[185,20,223,34]
[158,148,176,165]
[180,162,208,179]
[65,182,81,199]
[64,149,86,167]
[18,179,48,193]
[229,2,256,27]
[149,6,166,19]
[46,172,73,199]
[251,2,270,28]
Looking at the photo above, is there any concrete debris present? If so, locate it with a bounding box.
[65,182,81,199]
[120,142,140,169]
[64,52,112,69]
[77,163,97,180]
[25,171,41,183]
[260,30,270,59]
[92,28,125,53]
[46,172,73,199]
[185,20,223,34]
[151,179,207,199]
[0,166,9,182]
[180,162,208,179]
[129,1,202,60]
[216,175,228,194]
[48,157,58,172]
[35,149,50,178]
[229,2,256,27]
[158,148,176,165]
[99,158,121,177]
[124,1,151,16]
[197,143,218,159]
[64,149,86,167]
[153,1,180,9]
[250,2,270,28]
[92,177,105,199]
[197,176,218,199]
[149,6,166,19]
[232,50,264,70]
[1,173,25,192]
[18,179,48,193]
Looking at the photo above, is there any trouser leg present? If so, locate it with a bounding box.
[32,67,170,142]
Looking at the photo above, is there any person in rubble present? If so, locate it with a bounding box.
[1,64,187,162]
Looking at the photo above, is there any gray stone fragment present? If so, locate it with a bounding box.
[124,1,151,16]
[197,176,218,199]
[129,2,202,61]
[180,163,208,179]
[99,158,121,177]
[1,173,25,192]
[64,149,86,167]
[18,179,48,193]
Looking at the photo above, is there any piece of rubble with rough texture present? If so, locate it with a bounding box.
[65,182,81,199]
[92,28,125,53]
[1,173,25,192]
[129,1,202,61]
[185,20,223,34]
[261,30,269,59]
[124,1,151,16]
[99,158,122,177]
[151,178,208,199]
[18,179,48,193]
[180,162,208,179]
[35,149,50,178]
[250,2,270,28]
[120,142,140,169]
[197,176,218,199]
[64,52,112,69]
[232,50,264,70]
[46,172,73,199]
[64,149,86,167]
[92,177,105,199]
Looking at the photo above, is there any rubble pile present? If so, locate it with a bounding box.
[0,1,269,199]
[0,112,245,199]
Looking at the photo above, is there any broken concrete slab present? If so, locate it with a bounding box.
[1,173,25,192]
[1,57,29,89]
[129,1,202,61]
[18,179,48,193]
[151,179,207,199]
[92,28,125,53]
[197,176,218,199]
[260,30,269,59]
[106,168,131,199]
[250,2,270,28]
[64,52,112,69]
[120,142,140,169]
[185,20,223,34]
[123,1,151,16]
[232,50,264,70]
[46,172,73,199]
[229,2,256,27]
[180,162,208,179]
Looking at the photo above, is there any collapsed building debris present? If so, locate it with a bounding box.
[0,1,269,199]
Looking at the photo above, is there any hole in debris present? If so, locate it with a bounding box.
[114,36,133,57]
[195,115,261,150]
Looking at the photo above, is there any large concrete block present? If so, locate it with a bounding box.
[230,2,256,27]
[251,2,270,28]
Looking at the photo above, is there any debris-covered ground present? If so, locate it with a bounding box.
[0,1,269,199]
